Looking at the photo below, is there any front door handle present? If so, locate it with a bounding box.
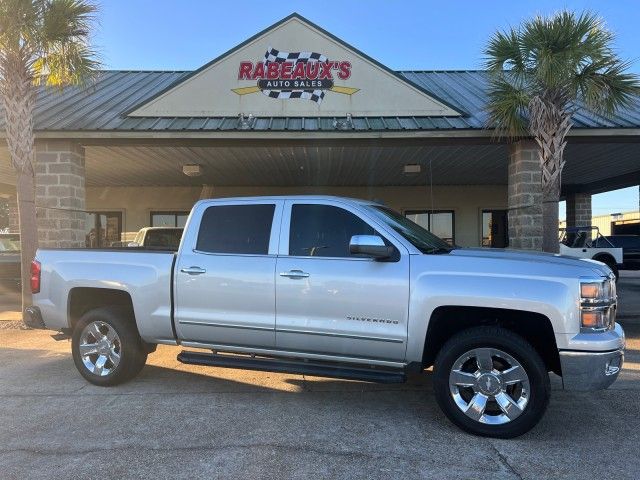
[181,266,206,275]
[279,269,310,279]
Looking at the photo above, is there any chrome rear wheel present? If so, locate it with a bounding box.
[72,306,148,386]
[79,320,122,376]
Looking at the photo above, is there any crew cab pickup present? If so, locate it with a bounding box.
[25,196,625,438]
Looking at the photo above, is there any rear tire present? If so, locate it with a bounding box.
[433,326,550,438]
[71,306,147,386]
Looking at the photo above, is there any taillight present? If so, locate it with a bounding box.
[30,260,41,294]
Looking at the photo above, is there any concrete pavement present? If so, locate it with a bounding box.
[0,319,639,479]
[1,272,639,479]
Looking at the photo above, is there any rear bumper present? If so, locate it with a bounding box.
[560,348,624,390]
[23,306,46,329]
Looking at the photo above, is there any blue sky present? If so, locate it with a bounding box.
[94,0,640,217]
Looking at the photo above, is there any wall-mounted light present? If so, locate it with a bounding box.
[182,164,202,177]
[403,164,421,174]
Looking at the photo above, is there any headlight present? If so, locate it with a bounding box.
[579,277,617,332]
[580,282,601,299]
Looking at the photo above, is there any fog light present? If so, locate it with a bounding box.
[581,311,601,329]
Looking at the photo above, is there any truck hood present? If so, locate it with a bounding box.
[445,247,610,278]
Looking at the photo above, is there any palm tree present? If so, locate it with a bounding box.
[0,0,99,314]
[485,10,640,253]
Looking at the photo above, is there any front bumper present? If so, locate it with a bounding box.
[560,348,624,390]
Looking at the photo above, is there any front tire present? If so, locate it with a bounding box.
[71,306,147,386]
[433,326,550,438]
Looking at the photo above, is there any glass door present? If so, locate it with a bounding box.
[482,210,508,248]
[85,212,123,247]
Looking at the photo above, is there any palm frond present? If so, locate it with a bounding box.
[485,73,532,139]
[484,9,640,134]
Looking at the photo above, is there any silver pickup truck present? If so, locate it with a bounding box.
[25,196,624,438]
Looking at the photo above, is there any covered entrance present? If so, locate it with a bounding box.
[0,13,639,251]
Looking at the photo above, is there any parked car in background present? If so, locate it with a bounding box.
[0,232,21,292]
[128,227,183,250]
[25,196,624,438]
[597,235,640,270]
[559,226,623,279]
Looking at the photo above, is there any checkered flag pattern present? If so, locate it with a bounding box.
[262,47,328,104]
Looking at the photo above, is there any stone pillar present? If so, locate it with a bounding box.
[7,195,19,232]
[565,192,592,228]
[508,140,543,250]
[35,141,86,248]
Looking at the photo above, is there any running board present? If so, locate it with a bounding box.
[177,351,406,384]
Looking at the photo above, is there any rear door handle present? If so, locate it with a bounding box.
[279,269,310,279]
[181,266,206,275]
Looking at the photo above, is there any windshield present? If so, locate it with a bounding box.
[366,205,453,253]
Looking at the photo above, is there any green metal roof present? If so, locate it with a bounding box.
[2,70,639,133]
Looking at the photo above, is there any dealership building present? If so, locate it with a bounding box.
[1,13,639,249]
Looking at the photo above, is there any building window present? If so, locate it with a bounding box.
[482,210,508,248]
[196,204,275,255]
[404,210,455,245]
[151,211,190,228]
[85,211,122,248]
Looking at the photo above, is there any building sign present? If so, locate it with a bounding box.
[232,48,359,104]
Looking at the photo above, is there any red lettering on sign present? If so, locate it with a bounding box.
[281,61,293,80]
[305,62,320,80]
[253,62,264,79]
[292,62,306,80]
[267,62,280,79]
[238,61,253,80]
[319,61,334,80]
[337,61,351,80]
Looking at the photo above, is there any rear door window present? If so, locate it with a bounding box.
[196,204,275,255]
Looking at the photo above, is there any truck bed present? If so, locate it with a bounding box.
[34,248,177,342]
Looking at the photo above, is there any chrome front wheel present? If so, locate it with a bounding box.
[433,326,550,438]
[449,347,530,425]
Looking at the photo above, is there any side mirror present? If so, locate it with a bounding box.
[349,235,394,260]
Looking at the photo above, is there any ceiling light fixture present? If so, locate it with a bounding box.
[403,164,421,174]
[182,164,202,177]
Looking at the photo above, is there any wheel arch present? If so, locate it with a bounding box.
[592,252,616,265]
[68,287,135,333]
[422,306,561,375]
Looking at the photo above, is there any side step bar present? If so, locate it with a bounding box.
[177,351,407,384]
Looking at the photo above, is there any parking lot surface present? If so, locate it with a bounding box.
[1,276,639,479]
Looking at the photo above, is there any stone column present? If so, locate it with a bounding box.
[565,192,592,228]
[508,140,543,250]
[7,195,19,232]
[35,141,86,248]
